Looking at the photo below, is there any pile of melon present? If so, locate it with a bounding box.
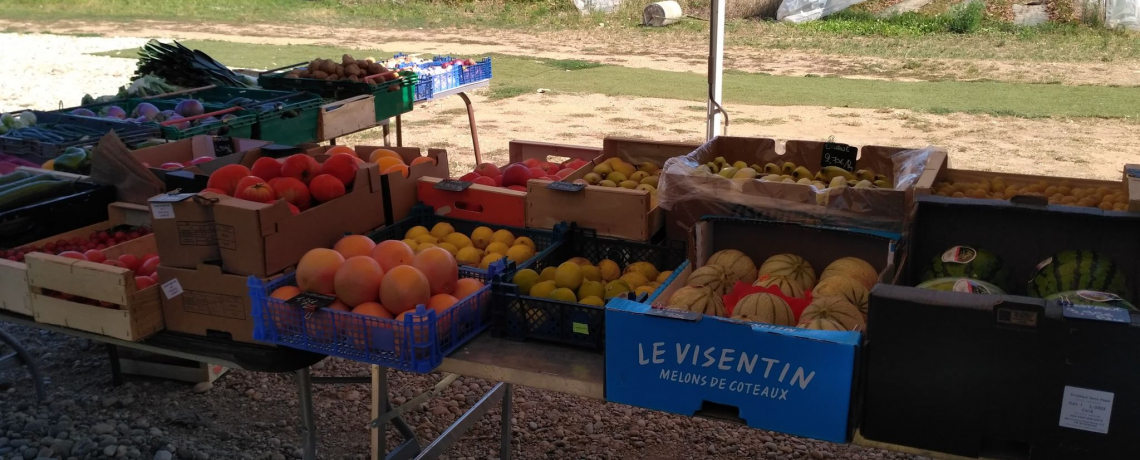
[666,249,878,331]
[270,226,486,334]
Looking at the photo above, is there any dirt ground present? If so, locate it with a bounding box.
[4,19,1140,86]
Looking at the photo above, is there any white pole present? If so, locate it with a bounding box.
[706,0,726,140]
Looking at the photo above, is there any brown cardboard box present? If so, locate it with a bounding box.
[525,137,699,241]
[148,191,231,269]
[133,136,269,173]
[157,263,258,343]
[213,161,387,277]
[662,136,946,244]
[914,161,1139,212]
[303,144,449,223]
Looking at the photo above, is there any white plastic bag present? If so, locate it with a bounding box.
[1106,0,1140,30]
[777,0,868,23]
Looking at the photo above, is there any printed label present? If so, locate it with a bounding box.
[1035,257,1054,272]
[161,279,183,300]
[573,322,589,335]
[1059,386,1113,434]
[996,307,1038,327]
[183,291,246,320]
[941,246,976,264]
[215,224,236,250]
[287,292,337,312]
[151,203,175,220]
[177,222,218,246]
[1077,290,1123,303]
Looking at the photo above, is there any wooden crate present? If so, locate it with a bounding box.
[418,140,601,226]
[915,162,1138,211]
[0,203,150,316]
[318,94,376,140]
[526,137,699,241]
[27,234,163,341]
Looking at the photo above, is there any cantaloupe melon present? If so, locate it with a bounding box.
[820,257,878,290]
[752,274,805,299]
[731,292,794,326]
[707,249,758,286]
[666,286,725,316]
[800,296,864,331]
[686,265,730,295]
[759,253,817,290]
[812,275,870,319]
[798,317,845,331]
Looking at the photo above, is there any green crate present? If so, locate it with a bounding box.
[160,109,257,140]
[373,74,416,121]
[259,66,417,122]
[157,87,322,146]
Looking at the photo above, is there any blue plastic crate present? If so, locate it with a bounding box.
[366,205,564,280]
[249,266,495,373]
[397,56,492,101]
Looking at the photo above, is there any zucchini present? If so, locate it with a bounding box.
[0,180,71,212]
[0,171,32,186]
[0,174,56,195]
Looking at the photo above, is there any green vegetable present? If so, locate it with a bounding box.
[0,171,32,186]
[53,149,91,174]
[0,180,71,212]
[0,174,56,194]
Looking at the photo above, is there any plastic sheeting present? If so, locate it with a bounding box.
[657,136,941,237]
[776,0,868,23]
[1106,0,1140,30]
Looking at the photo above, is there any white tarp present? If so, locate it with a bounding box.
[776,0,867,23]
[573,0,623,13]
[1106,0,1140,30]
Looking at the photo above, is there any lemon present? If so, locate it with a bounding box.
[581,265,602,282]
[656,271,673,283]
[578,280,604,300]
[548,288,577,303]
[479,253,502,270]
[624,262,659,282]
[506,244,535,264]
[512,269,540,295]
[604,280,632,299]
[456,247,482,266]
[444,232,473,249]
[438,242,459,256]
[579,296,605,307]
[554,262,583,290]
[529,280,557,298]
[491,229,515,247]
[513,236,536,251]
[620,272,649,289]
[470,226,494,249]
[414,243,436,254]
[539,267,558,282]
[415,234,439,245]
[566,257,592,266]
[634,285,656,298]
[485,242,510,257]
[405,226,429,240]
[402,239,419,251]
[598,259,621,282]
[430,222,455,240]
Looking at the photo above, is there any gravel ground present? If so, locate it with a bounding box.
[0,323,915,460]
[0,33,146,111]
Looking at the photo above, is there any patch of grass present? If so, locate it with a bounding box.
[436,108,468,116]
[546,59,604,71]
[95,40,1140,118]
[926,107,953,115]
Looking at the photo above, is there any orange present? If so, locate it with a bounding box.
[375,156,406,171]
[368,148,402,163]
[352,301,393,319]
[270,286,302,301]
[412,247,459,296]
[334,256,385,307]
[370,240,415,272]
[383,164,410,178]
[452,278,484,301]
[296,248,345,295]
[427,293,458,312]
[379,265,431,316]
[333,235,376,259]
[325,145,357,157]
[410,156,437,167]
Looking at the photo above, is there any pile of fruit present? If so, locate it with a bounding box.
[200,150,366,214]
[283,55,402,85]
[270,233,485,328]
[0,112,37,135]
[37,249,162,309]
[69,101,239,132]
[400,223,537,270]
[929,178,1130,211]
[41,146,93,174]
[917,246,1134,307]
[695,158,891,190]
[581,158,661,194]
[666,249,879,331]
[510,257,673,307]
[455,158,592,191]
[2,225,151,262]
[368,147,436,178]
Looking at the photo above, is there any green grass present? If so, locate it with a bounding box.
[91,40,1140,119]
[6,0,1140,64]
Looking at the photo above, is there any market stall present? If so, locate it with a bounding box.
[1,36,1138,460]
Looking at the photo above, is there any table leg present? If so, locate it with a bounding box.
[296,368,318,460]
[457,92,482,166]
[0,328,47,402]
[107,344,123,386]
[396,116,403,147]
[383,123,391,147]
[501,383,512,460]
[371,365,387,460]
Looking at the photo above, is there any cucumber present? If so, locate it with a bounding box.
[0,174,56,195]
[0,171,32,186]
[0,180,71,212]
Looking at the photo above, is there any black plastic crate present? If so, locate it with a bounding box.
[0,181,115,248]
[1,112,159,163]
[491,225,687,351]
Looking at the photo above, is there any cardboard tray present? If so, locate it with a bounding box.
[0,202,150,316]
[661,136,944,243]
[418,140,602,227]
[317,95,376,141]
[214,160,387,277]
[605,216,898,444]
[27,233,163,341]
[914,162,1140,212]
[861,195,1140,459]
[156,263,262,343]
[525,137,700,241]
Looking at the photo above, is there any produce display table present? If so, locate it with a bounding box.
[440,334,603,399]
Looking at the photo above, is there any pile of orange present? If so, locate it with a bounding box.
[367,148,436,178]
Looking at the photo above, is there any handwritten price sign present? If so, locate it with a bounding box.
[821,142,857,172]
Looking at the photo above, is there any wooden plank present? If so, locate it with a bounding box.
[526,179,654,240]
[30,285,161,341]
[102,234,157,261]
[1125,164,1140,212]
[508,140,601,164]
[319,95,377,140]
[26,253,134,305]
[0,258,32,316]
[107,202,152,227]
[417,177,527,227]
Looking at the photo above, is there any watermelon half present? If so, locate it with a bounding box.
[1046,290,1137,311]
[916,277,1006,295]
[1028,250,1131,299]
[921,246,1011,291]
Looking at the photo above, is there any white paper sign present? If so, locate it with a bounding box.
[161,279,183,300]
[151,203,175,220]
[1059,386,1113,434]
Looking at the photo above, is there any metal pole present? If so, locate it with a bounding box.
[706,0,726,140]
[296,368,318,460]
[457,92,483,165]
[501,383,513,460]
[374,365,387,459]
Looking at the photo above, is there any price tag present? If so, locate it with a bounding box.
[546,181,586,192]
[1059,386,1114,434]
[434,180,472,192]
[150,192,195,203]
[161,279,183,300]
[572,322,589,335]
[151,203,175,220]
[646,307,702,322]
[287,292,337,312]
[213,136,235,157]
[821,142,857,172]
[1127,167,1140,179]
